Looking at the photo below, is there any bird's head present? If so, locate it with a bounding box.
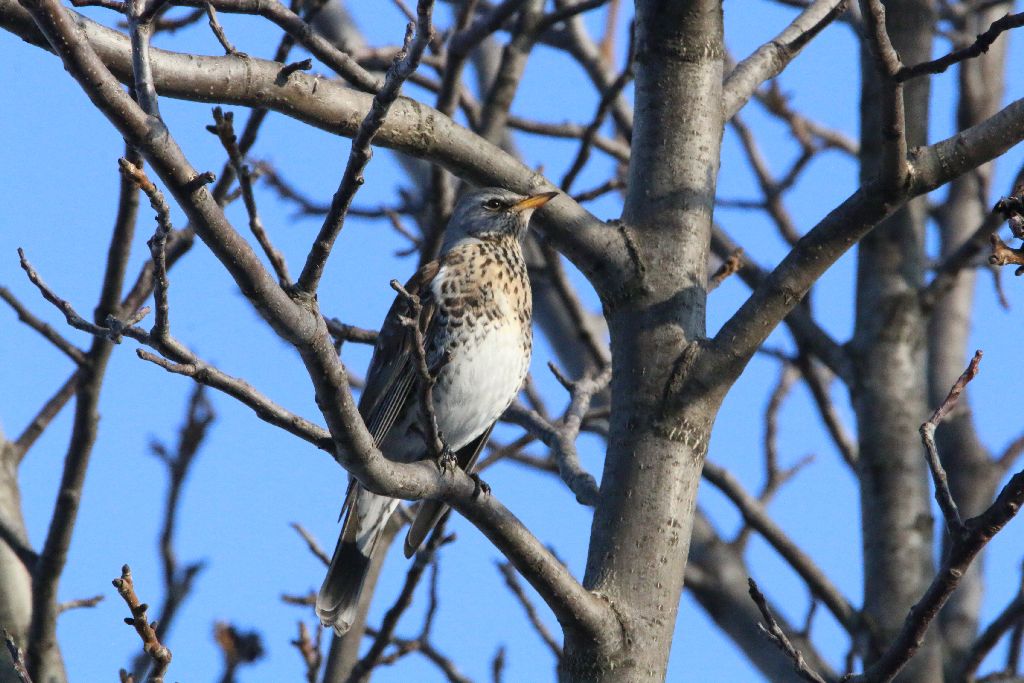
[442,187,558,252]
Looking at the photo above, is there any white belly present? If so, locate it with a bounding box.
[433,321,529,451]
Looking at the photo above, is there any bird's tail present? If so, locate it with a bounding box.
[316,486,398,635]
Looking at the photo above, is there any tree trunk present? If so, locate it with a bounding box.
[852,1,941,679]
[563,2,724,679]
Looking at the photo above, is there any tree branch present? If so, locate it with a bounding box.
[723,0,847,120]
[113,565,172,682]
[0,0,631,288]
[296,1,434,294]
[705,93,1024,392]
[14,0,622,651]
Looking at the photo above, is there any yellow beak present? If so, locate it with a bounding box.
[511,191,559,212]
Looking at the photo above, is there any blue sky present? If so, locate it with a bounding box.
[3,1,1024,680]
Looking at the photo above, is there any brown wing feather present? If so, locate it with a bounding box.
[357,261,440,445]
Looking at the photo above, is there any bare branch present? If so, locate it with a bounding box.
[12,370,79,464]
[0,0,628,285]
[17,249,121,342]
[290,522,330,567]
[703,461,859,636]
[390,278,447,460]
[206,107,291,286]
[897,11,1024,81]
[136,349,333,452]
[0,287,86,364]
[203,2,236,55]
[296,1,434,294]
[858,0,908,190]
[706,93,1024,390]
[3,628,33,683]
[326,318,379,346]
[290,621,322,683]
[126,0,161,117]
[959,563,1024,681]
[848,462,1024,681]
[723,0,847,120]
[56,594,104,614]
[497,561,563,659]
[560,29,634,193]
[113,565,172,682]
[346,520,452,682]
[503,364,608,506]
[170,0,378,90]
[920,350,983,535]
[747,579,828,683]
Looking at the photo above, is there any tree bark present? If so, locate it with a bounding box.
[563,2,724,679]
[852,1,941,679]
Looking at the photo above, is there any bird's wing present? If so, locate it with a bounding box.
[403,422,495,558]
[357,260,440,445]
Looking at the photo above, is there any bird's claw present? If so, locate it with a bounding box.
[436,443,457,474]
[470,473,490,499]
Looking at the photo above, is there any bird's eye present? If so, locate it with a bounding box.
[482,198,504,211]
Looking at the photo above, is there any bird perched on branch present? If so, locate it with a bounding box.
[316,187,558,635]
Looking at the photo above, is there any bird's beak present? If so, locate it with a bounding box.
[510,191,559,213]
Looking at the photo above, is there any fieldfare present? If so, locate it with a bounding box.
[316,187,558,635]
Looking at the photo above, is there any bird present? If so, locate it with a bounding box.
[316,186,558,635]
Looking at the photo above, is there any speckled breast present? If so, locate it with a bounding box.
[428,238,533,451]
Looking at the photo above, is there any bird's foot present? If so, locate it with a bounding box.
[470,473,491,499]
[436,443,457,475]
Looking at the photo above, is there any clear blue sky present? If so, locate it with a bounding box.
[3,1,1024,680]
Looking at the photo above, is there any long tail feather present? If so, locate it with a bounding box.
[316,487,397,634]
[315,536,372,635]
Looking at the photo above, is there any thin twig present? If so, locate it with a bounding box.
[703,461,859,636]
[848,459,1024,681]
[3,628,33,683]
[919,350,983,535]
[126,0,161,117]
[747,579,828,683]
[959,562,1024,681]
[296,1,435,294]
[497,561,563,659]
[57,594,104,614]
[204,2,238,55]
[17,249,121,341]
[206,108,291,286]
[0,287,86,364]
[859,0,908,190]
[502,364,609,506]
[560,28,634,193]
[326,319,379,346]
[897,11,1024,81]
[113,565,172,682]
[290,522,330,567]
[346,520,452,682]
[14,372,76,475]
[290,621,322,683]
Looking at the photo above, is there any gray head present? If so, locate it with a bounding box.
[441,187,558,253]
